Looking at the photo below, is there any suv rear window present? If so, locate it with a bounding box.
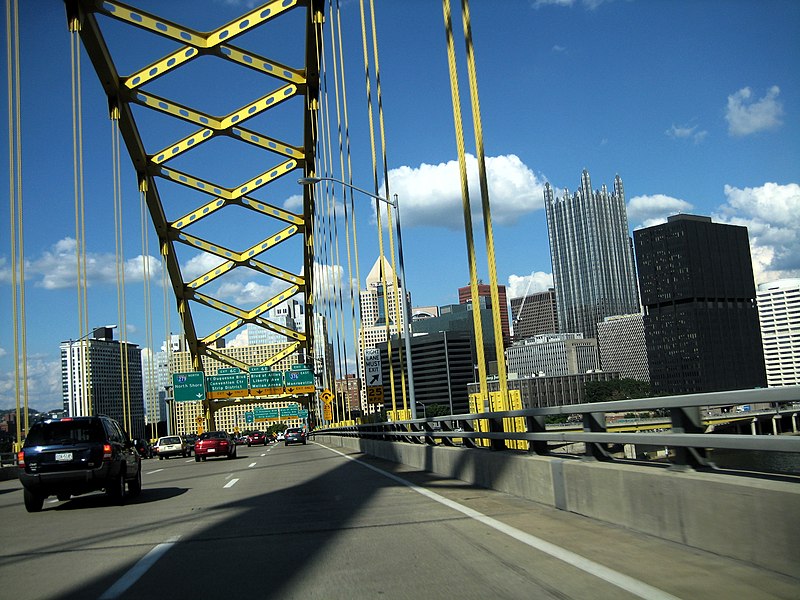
[25,420,106,446]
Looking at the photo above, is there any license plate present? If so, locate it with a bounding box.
[207,448,215,452]
[55,452,73,461]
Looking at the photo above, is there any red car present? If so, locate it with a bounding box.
[246,431,267,446]
[194,431,237,461]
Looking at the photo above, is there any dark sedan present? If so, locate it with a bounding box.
[284,427,307,446]
[246,431,267,446]
[194,431,237,461]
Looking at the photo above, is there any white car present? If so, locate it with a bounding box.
[154,436,188,459]
[276,432,285,441]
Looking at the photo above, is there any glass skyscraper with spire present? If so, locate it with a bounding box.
[544,169,639,340]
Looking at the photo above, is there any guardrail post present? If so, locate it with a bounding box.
[583,411,610,460]
[669,406,708,469]
[462,420,477,449]
[526,415,549,456]
[488,414,506,451]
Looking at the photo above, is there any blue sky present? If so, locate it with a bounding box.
[1,0,798,412]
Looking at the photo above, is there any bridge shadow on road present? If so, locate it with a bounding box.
[45,443,496,600]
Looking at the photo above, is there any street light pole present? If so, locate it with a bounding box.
[298,176,418,418]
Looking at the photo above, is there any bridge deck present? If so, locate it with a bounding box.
[2,440,797,599]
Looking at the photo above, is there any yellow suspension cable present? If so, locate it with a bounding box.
[70,16,92,416]
[7,0,28,447]
[359,0,397,418]
[111,115,132,433]
[332,0,365,419]
[161,237,172,437]
[442,0,487,402]
[368,0,407,416]
[322,9,352,421]
[461,0,509,408]
[140,183,154,441]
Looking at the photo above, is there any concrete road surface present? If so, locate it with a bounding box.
[1,440,797,600]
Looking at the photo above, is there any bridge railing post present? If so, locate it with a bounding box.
[669,406,708,469]
[488,414,506,452]
[526,414,549,456]
[583,411,610,460]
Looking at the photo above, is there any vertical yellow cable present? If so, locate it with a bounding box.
[140,182,154,441]
[359,0,397,418]
[333,0,365,420]
[70,16,92,416]
[442,0,488,402]
[111,115,131,433]
[368,0,408,416]
[6,0,26,447]
[461,0,509,408]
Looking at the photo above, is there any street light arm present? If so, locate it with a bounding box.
[298,177,396,207]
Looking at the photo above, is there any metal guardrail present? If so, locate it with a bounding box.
[314,387,800,475]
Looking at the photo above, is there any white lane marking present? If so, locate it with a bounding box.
[248,462,257,468]
[320,444,682,600]
[224,478,239,488]
[146,469,163,475]
[261,453,267,456]
[99,536,181,599]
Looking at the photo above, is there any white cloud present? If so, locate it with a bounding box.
[725,86,784,136]
[0,238,162,290]
[713,182,800,283]
[282,193,304,213]
[216,279,287,305]
[385,154,545,230]
[534,0,613,8]
[665,123,708,144]
[226,329,250,348]
[507,271,554,299]
[627,194,695,229]
[181,251,228,280]
[313,262,347,302]
[0,354,62,412]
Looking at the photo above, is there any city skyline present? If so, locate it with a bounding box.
[1,1,798,412]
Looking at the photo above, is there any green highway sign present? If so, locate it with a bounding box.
[284,369,314,387]
[207,372,249,393]
[218,367,242,374]
[254,407,279,419]
[250,370,284,389]
[249,365,272,373]
[280,405,299,418]
[299,409,308,418]
[172,371,206,402]
[245,411,254,424]
[290,363,309,371]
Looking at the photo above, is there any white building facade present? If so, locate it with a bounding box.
[505,333,599,378]
[757,279,800,387]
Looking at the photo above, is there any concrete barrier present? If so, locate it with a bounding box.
[315,434,800,579]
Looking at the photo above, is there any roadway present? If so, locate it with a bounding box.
[1,440,797,600]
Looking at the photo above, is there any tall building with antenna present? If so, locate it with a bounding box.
[544,170,640,340]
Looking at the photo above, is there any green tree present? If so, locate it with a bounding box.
[583,378,651,403]
[426,403,450,417]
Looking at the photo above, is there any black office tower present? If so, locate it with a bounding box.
[634,214,766,394]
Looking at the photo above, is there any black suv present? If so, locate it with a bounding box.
[17,416,142,512]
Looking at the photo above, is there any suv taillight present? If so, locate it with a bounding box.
[17,450,25,468]
[102,443,113,460]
